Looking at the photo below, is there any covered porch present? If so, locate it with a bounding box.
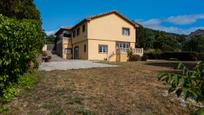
[115,48,144,62]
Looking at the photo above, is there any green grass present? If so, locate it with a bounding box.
[17,71,39,89]
[0,71,39,113]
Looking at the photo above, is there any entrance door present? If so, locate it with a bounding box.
[74,46,79,59]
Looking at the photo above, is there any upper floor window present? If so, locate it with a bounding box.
[82,25,85,32]
[122,27,130,36]
[73,30,76,38]
[77,28,80,36]
[63,33,71,37]
[99,45,108,53]
[84,44,86,52]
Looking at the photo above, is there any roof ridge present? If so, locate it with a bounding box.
[86,10,117,20]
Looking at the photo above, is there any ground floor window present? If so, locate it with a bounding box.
[65,48,72,54]
[99,45,108,53]
[116,42,130,49]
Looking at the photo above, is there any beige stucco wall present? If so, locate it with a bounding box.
[87,39,135,61]
[59,12,137,61]
[86,13,136,62]
[119,53,129,62]
[73,40,88,59]
[88,39,116,61]
[56,37,72,59]
[72,23,88,44]
[87,13,136,44]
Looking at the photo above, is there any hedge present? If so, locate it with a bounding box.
[0,14,43,95]
[145,52,204,61]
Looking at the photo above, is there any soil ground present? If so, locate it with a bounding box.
[4,61,195,115]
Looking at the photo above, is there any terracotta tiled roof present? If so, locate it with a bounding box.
[55,27,72,35]
[71,10,139,30]
[56,10,140,34]
[86,10,139,27]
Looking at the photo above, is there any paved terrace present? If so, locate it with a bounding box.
[39,60,118,71]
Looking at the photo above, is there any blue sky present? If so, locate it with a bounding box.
[34,0,204,35]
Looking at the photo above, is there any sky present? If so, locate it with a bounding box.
[34,0,204,35]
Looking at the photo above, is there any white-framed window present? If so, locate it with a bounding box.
[98,45,108,53]
[122,27,130,36]
[116,42,130,49]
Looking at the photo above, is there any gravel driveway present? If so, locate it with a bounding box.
[38,60,117,71]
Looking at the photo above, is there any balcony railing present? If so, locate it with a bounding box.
[117,48,144,56]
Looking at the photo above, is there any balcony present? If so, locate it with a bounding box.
[116,48,144,56]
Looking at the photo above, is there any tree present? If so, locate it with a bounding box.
[0,0,41,23]
[136,26,185,51]
[45,34,56,44]
[183,35,204,52]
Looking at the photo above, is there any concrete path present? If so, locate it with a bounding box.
[50,54,65,62]
[39,60,117,71]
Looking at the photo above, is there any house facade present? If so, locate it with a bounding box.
[55,11,143,62]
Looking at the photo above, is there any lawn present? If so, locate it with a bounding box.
[4,61,192,115]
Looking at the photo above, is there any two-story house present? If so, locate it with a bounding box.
[55,11,143,62]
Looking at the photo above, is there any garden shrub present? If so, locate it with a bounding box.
[0,72,39,103]
[18,72,39,89]
[158,61,204,113]
[158,61,204,100]
[129,55,142,61]
[145,52,200,61]
[0,14,43,96]
[2,86,17,102]
[141,55,148,61]
[195,108,204,115]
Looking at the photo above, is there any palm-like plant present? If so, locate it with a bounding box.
[158,61,204,101]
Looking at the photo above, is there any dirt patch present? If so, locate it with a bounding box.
[5,62,190,115]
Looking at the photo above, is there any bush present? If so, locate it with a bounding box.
[195,108,204,115]
[158,61,204,101]
[129,55,142,61]
[145,52,200,61]
[2,86,17,102]
[18,72,38,89]
[198,53,204,60]
[0,15,43,95]
[141,55,148,61]
[0,72,38,103]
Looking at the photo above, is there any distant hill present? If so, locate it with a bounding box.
[136,26,186,51]
[190,29,204,36]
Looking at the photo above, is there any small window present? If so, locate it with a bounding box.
[77,28,80,36]
[65,48,72,54]
[122,28,130,36]
[73,30,76,38]
[99,45,108,53]
[84,44,86,52]
[82,25,85,32]
[64,33,71,37]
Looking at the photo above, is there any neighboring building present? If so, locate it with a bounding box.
[55,11,143,62]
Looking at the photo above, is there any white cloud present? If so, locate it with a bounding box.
[137,13,204,34]
[166,14,204,25]
[150,26,204,35]
[45,30,57,36]
[141,19,161,26]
